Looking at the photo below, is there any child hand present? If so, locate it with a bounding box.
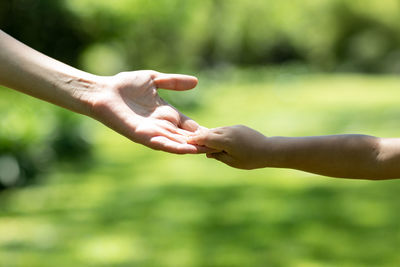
[189,125,268,169]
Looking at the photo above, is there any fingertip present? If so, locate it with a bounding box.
[186,137,197,145]
[176,143,198,154]
[150,136,196,154]
[181,119,199,132]
[195,126,209,134]
[154,74,198,91]
[186,126,210,143]
[188,75,198,87]
[187,135,208,147]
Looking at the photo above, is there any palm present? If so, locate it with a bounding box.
[92,70,207,154]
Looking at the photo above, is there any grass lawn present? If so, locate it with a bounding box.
[0,69,400,267]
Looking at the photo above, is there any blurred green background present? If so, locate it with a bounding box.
[1,0,400,266]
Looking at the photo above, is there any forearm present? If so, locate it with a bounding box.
[0,30,101,115]
[265,135,400,180]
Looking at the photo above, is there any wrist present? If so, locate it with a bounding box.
[249,136,272,169]
[260,136,287,168]
[61,72,108,117]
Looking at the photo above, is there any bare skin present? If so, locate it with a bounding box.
[189,125,400,180]
[0,30,209,154]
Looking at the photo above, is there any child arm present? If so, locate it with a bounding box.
[190,125,400,180]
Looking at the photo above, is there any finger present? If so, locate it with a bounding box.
[157,119,197,137]
[175,128,197,137]
[154,126,190,144]
[187,131,209,146]
[156,120,180,134]
[161,131,188,144]
[153,73,198,91]
[149,136,199,154]
[179,113,200,132]
[157,100,199,132]
[151,105,180,125]
[188,131,226,150]
[176,126,207,138]
[156,120,198,142]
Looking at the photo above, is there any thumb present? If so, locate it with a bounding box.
[153,73,198,91]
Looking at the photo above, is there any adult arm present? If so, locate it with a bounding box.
[0,30,206,154]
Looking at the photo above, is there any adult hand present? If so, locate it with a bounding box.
[87,70,208,154]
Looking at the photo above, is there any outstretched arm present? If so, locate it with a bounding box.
[190,125,400,180]
[0,30,207,154]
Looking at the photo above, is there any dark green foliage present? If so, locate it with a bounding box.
[0,0,91,66]
[3,0,400,74]
[0,91,92,190]
[0,119,92,190]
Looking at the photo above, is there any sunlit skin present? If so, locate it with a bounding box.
[189,125,400,180]
[0,30,210,154]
